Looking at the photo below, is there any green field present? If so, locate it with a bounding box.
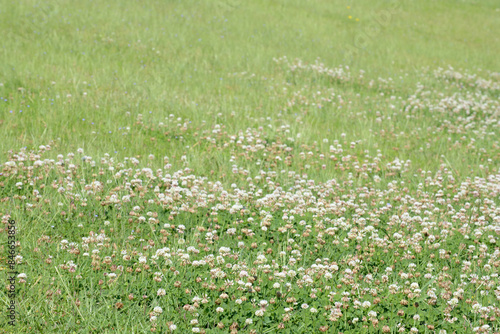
[1,0,500,333]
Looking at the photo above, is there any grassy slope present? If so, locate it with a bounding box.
[0,1,499,333]
[0,0,498,180]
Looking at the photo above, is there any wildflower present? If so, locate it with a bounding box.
[255,309,265,316]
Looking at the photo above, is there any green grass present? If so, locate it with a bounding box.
[1,0,500,333]
[1,0,499,178]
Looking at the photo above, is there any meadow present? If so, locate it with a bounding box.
[1,0,500,333]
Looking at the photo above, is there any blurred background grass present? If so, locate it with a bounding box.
[0,0,499,182]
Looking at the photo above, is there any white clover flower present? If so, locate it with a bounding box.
[245,319,253,325]
[256,254,267,263]
[255,309,265,317]
[157,288,166,296]
[216,307,224,313]
[472,303,482,312]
